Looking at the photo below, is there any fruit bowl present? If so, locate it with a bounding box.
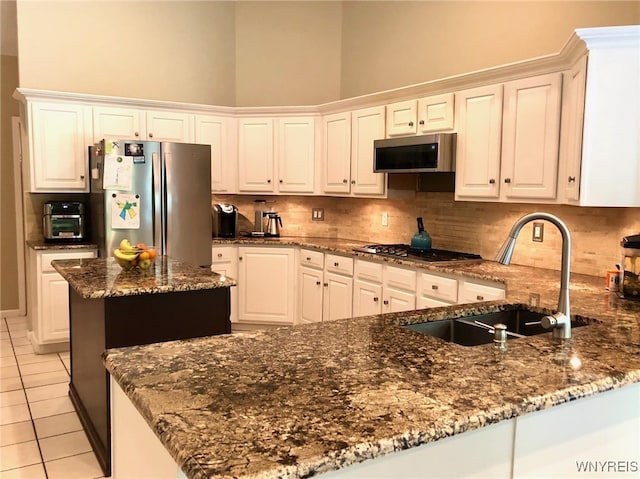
[113,240,158,270]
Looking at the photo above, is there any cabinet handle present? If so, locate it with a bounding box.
[373,297,379,302]
[149,133,154,138]
[334,262,339,267]
[504,178,511,184]
[431,284,438,290]
[476,295,484,301]
[383,300,389,305]
[239,256,243,261]
[217,253,223,258]
[306,257,311,261]
[408,121,414,127]
[489,178,496,184]
[267,179,271,183]
[351,180,355,184]
[134,131,139,137]
[279,179,283,183]
[343,179,348,184]
[80,175,85,180]
[419,120,425,125]
[568,176,576,183]
[323,282,328,287]
[316,281,321,286]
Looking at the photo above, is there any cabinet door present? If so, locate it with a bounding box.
[195,115,237,193]
[30,102,91,191]
[323,272,353,322]
[93,106,146,141]
[277,116,315,193]
[145,110,194,142]
[352,279,382,317]
[458,280,505,304]
[238,118,275,192]
[238,247,295,324]
[416,296,455,309]
[382,287,416,314]
[418,93,454,133]
[500,73,562,200]
[559,55,587,203]
[386,100,417,137]
[40,273,71,343]
[211,246,238,323]
[322,112,352,193]
[299,266,324,324]
[454,85,503,199]
[351,106,386,196]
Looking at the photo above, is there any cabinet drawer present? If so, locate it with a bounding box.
[300,249,324,269]
[355,259,383,283]
[212,246,235,264]
[417,272,458,303]
[458,280,506,304]
[383,265,417,292]
[40,250,96,273]
[325,254,354,276]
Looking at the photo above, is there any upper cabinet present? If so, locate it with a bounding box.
[386,93,454,137]
[19,100,92,192]
[195,114,237,193]
[93,106,194,142]
[322,111,352,194]
[455,73,562,202]
[238,116,316,194]
[350,106,386,196]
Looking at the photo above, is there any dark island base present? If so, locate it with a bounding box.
[68,287,231,477]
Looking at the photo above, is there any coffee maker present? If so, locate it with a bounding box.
[212,204,237,238]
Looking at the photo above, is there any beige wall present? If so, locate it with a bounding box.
[1,54,20,312]
[16,0,236,105]
[340,1,640,98]
[234,1,342,106]
[216,192,640,279]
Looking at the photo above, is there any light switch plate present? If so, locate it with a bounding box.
[312,208,324,221]
[532,222,544,242]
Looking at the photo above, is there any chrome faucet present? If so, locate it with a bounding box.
[496,212,572,340]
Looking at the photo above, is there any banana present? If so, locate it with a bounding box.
[119,239,136,253]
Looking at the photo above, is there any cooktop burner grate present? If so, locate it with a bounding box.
[354,244,482,262]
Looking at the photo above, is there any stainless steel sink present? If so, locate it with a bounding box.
[403,309,590,347]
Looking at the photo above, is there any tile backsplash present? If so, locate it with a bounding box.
[215,192,640,278]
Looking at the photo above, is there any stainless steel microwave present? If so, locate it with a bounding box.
[373,133,456,173]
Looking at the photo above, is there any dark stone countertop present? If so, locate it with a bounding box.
[27,240,99,250]
[103,237,640,479]
[52,256,236,299]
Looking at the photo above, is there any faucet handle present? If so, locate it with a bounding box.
[493,323,507,351]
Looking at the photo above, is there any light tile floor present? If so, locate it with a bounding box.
[1,316,105,479]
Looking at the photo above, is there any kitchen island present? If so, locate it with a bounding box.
[52,256,236,477]
[104,246,640,479]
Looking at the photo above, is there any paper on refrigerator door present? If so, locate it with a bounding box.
[103,154,133,190]
[111,193,140,229]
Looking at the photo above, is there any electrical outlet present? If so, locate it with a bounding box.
[382,212,389,227]
[312,208,324,221]
[532,222,544,242]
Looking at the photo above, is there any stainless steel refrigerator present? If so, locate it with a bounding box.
[89,139,212,267]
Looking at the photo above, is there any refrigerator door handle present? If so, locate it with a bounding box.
[153,151,165,255]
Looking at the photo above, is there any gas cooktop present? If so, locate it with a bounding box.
[353,244,482,263]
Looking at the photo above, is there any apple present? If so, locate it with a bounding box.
[138,258,153,269]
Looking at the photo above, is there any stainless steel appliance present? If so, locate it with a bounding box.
[43,201,86,242]
[374,133,456,173]
[212,203,237,238]
[89,139,212,267]
[265,212,283,237]
[252,199,267,236]
[620,233,640,300]
[354,244,481,263]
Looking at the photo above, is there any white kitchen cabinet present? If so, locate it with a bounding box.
[500,73,562,201]
[93,105,195,143]
[458,279,506,305]
[27,248,97,353]
[238,246,295,325]
[417,271,458,306]
[322,112,352,194]
[454,84,504,199]
[558,55,587,203]
[382,265,417,314]
[211,246,238,323]
[298,250,353,324]
[353,260,416,316]
[386,94,454,137]
[277,116,316,193]
[351,106,387,196]
[238,117,274,192]
[196,115,237,193]
[19,100,93,192]
[93,105,146,141]
[352,279,383,318]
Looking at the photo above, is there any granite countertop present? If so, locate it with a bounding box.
[104,237,640,479]
[52,257,236,299]
[27,240,99,250]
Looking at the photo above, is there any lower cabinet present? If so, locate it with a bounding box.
[458,279,506,304]
[238,246,296,325]
[211,246,238,323]
[298,249,353,324]
[353,260,417,316]
[27,248,97,353]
